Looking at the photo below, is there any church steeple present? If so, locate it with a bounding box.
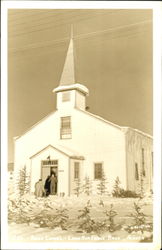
[59,26,76,86]
[53,26,89,111]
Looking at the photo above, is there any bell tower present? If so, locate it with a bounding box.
[53,26,89,111]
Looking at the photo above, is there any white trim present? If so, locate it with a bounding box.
[53,83,89,96]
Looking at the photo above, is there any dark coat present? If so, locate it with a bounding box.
[44,177,51,194]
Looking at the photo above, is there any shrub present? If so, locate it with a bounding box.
[124,200,153,235]
[103,204,120,232]
[17,165,30,197]
[112,177,139,198]
[82,176,92,196]
[119,189,139,198]
[112,177,121,197]
[33,209,53,228]
[74,179,82,197]
[97,170,108,195]
[49,207,69,230]
[77,202,121,235]
[77,203,95,233]
[8,197,35,224]
[8,196,69,230]
[34,207,69,230]
[113,188,139,198]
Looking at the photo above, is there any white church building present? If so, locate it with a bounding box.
[13,34,153,196]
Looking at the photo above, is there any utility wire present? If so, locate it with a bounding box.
[8,10,107,33]
[8,10,75,26]
[9,13,151,39]
[8,31,150,63]
[76,20,151,39]
[8,11,91,35]
[8,11,111,38]
[9,20,151,54]
[8,9,115,25]
[8,9,58,21]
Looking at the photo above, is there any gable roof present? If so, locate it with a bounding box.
[14,107,152,141]
[14,110,56,140]
[75,108,152,138]
[76,108,122,130]
[29,144,84,160]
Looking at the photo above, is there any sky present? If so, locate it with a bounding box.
[8,9,153,163]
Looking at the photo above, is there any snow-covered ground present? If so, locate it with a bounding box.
[8,194,153,243]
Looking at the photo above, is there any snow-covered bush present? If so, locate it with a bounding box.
[8,193,153,240]
[16,165,30,197]
[8,196,35,224]
[112,177,122,197]
[77,202,95,233]
[32,206,69,230]
[8,195,69,230]
[97,170,108,195]
[102,204,120,232]
[82,177,92,196]
[119,189,139,198]
[48,207,69,230]
[77,201,121,235]
[124,199,153,235]
[73,179,82,197]
[112,177,139,198]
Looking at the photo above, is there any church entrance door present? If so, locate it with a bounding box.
[41,159,58,195]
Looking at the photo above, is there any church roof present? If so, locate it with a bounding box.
[29,144,84,160]
[14,108,152,140]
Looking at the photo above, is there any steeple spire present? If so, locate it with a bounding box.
[71,24,74,39]
[53,25,89,111]
[59,25,76,86]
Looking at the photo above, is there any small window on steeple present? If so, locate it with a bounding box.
[62,91,70,102]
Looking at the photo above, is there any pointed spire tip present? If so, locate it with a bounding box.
[71,24,74,39]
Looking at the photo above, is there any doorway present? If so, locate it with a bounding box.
[41,159,58,194]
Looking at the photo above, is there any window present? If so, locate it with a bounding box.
[142,148,145,176]
[62,91,70,102]
[74,162,80,179]
[94,163,103,179]
[60,116,71,139]
[135,163,139,180]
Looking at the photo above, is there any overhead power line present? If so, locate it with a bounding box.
[8,9,115,25]
[8,29,151,62]
[9,20,152,54]
[8,10,75,27]
[8,11,114,38]
[76,20,152,39]
[8,11,91,36]
[8,9,57,21]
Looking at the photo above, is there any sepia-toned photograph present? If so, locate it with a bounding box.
[1,1,161,250]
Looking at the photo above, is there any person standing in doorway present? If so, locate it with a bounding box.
[44,175,51,196]
[55,174,58,194]
[50,173,57,195]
